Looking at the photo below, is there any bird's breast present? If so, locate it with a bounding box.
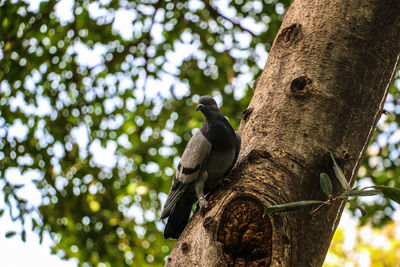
[207,125,236,151]
[204,146,235,188]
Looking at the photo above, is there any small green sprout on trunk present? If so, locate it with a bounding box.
[264,152,400,216]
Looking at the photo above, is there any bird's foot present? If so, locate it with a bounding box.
[198,197,208,210]
[199,196,215,215]
[223,177,232,184]
[217,177,233,187]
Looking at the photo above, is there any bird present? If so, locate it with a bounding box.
[161,95,241,239]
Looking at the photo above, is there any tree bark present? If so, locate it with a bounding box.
[166,0,400,266]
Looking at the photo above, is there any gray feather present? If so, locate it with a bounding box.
[162,96,242,239]
[161,131,211,219]
[176,131,211,183]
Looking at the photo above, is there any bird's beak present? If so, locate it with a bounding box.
[195,104,204,112]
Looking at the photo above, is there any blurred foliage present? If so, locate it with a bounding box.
[352,80,400,227]
[0,0,399,266]
[324,216,400,267]
[0,0,289,266]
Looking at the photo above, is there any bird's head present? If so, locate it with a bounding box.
[195,96,219,118]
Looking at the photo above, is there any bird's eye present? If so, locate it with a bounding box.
[208,99,213,105]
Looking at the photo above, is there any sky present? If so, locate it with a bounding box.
[1,0,400,266]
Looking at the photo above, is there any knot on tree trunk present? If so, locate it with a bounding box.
[276,23,303,47]
[289,76,312,97]
[217,196,272,266]
[242,108,254,122]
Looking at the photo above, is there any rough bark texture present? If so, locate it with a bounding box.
[166,0,400,266]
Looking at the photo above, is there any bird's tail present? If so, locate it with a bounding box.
[163,195,194,239]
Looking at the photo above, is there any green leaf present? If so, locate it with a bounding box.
[0,209,4,217]
[5,231,16,238]
[320,173,332,196]
[264,200,323,215]
[341,189,382,197]
[349,201,366,216]
[21,230,26,242]
[330,152,351,191]
[373,186,400,204]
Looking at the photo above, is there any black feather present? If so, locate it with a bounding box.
[178,163,201,175]
[163,192,196,239]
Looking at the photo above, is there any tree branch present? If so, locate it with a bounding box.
[201,0,257,37]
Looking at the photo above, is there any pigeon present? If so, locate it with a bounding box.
[161,96,241,239]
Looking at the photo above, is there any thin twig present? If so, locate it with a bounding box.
[201,0,257,37]
[311,195,338,216]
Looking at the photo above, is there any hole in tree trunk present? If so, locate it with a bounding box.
[289,76,312,97]
[217,196,272,266]
[242,108,254,121]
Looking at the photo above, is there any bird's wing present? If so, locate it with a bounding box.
[160,174,188,219]
[160,131,211,219]
[176,131,212,183]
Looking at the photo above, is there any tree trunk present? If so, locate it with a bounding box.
[166,0,400,266]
